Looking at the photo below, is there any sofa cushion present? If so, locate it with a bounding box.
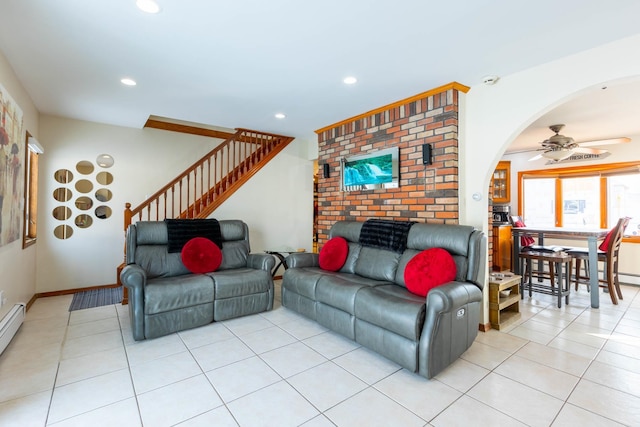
[135,246,190,279]
[281,267,325,299]
[219,241,249,270]
[144,274,214,315]
[355,284,426,341]
[316,274,389,314]
[354,247,400,282]
[339,242,361,274]
[394,249,421,288]
[319,237,349,271]
[404,248,457,297]
[181,237,222,273]
[208,268,272,299]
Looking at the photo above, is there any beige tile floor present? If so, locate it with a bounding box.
[1,281,640,426]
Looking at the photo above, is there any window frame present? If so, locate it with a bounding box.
[22,131,41,248]
[517,161,640,243]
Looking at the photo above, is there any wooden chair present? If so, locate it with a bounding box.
[566,217,630,305]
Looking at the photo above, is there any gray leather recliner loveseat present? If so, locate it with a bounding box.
[120,219,275,341]
[282,220,485,379]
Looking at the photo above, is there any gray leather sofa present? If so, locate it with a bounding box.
[120,220,275,341]
[282,220,485,379]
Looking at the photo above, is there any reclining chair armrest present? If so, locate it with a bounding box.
[285,253,319,268]
[120,264,147,341]
[418,282,483,378]
[247,253,276,272]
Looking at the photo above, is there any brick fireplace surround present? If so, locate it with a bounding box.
[315,82,470,245]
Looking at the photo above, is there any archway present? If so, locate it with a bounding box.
[459,34,640,325]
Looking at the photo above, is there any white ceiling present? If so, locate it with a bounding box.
[507,79,640,154]
[1,0,640,148]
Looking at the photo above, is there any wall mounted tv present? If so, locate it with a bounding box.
[341,147,399,191]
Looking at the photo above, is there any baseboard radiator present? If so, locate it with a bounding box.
[0,303,25,355]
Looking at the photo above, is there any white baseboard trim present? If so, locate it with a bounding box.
[620,274,640,286]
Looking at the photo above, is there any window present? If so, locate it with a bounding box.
[561,176,599,228]
[519,162,640,242]
[522,178,555,227]
[23,132,42,248]
[608,173,640,236]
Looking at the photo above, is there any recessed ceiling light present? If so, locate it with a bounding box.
[120,78,137,86]
[136,0,161,14]
[343,76,357,85]
[275,113,286,119]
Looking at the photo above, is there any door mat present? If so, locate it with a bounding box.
[69,287,123,311]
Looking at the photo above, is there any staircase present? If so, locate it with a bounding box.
[119,127,294,303]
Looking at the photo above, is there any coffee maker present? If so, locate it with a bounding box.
[492,205,511,225]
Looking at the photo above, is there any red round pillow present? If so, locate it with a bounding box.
[181,237,222,273]
[319,237,349,271]
[404,248,457,297]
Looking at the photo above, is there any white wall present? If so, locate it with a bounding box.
[0,50,39,320]
[37,115,314,292]
[461,34,640,321]
[212,141,315,271]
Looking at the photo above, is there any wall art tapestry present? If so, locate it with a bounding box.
[0,83,25,247]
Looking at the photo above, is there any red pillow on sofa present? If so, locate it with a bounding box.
[404,248,457,297]
[181,237,222,273]
[319,237,349,271]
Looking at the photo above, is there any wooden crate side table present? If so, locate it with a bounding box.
[489,274,521,330]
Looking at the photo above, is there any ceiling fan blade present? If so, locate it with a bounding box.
[573,147,608,155]
[579,137,630,147]
[528,153,544,161]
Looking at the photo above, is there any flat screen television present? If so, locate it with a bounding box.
[341,147,399,191]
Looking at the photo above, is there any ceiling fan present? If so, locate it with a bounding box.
[529,124,630,162]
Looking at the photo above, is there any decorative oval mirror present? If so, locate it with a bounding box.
[53,225,73,240]
[52,206,72,221]
[95,188,112,202]
[96,171,114,186]
[96,154,114,168]
[75,214,93,228]
[54,169,74,184]
[75,179,93,193]
[76,160,94,175]
[53,188,72,202]
[75,196,93,210]
[95,205,112,219]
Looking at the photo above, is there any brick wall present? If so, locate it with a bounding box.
[315,83,468,245]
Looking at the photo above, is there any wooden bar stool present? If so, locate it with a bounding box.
[519,251,572,308]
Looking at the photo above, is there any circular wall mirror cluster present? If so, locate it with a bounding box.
[52,154,114,239]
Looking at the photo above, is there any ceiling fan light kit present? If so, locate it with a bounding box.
[542,147,574,161]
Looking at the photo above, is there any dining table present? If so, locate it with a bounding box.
[511,226,609,308]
